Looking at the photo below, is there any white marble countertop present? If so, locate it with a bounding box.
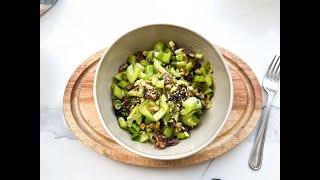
[40,0,280,179]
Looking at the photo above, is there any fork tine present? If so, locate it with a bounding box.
[271,55,280,80]
[266,55,278,78]
[275,56,280,81]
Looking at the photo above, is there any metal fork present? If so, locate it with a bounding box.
[248,55,280,170]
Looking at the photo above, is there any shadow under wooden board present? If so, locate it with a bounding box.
[63,47,263,167]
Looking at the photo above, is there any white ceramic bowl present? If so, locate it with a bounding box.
[94,24,233,160]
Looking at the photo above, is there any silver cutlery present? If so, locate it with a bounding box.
[248,55,280,170]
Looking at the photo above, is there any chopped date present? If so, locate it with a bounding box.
[119,63,128,72]
[166,138,179,146]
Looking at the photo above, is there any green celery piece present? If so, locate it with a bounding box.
[145,65,154,75]
[144,117,153,125]
[163,126,173,138]
[195,53,203,60]
[168,67,181,77]
[117,80,129,88]
[135,63,145,72]
[126,64,139,83]
[151,75,164,88]
[177,132,190,140]
[112,84,124,99]
[163,112,170,126]
[138,101,155,121]
[203,86,213,95]
[127,86,144,97]
[154,41,165,52]
[181,114,200,127]
[139,60,150,66]
[138,134,149,142]
[193,75,205,82]
[114,72,123,81]
[153,59,167,74]
[127,90,143,97]
[146,128,152,133]
[201,60,211,75]
[117,117,127,129]
[127,105,143,127]
[185,62,194,71]
[128,133,140,141]
[113,100,122,110]
[146,51,154,62]
[175,53,187,61]
[171,61,187,68]
[205,74,213,87]
[127,55,137,65]
[132,123,140,132]
[157,51,172,64]
[147,132,155,142]
[180,97,202,116]
[139,71,148,79]
[153,95,169,121]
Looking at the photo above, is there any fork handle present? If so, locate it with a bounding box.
[248,93,274,170]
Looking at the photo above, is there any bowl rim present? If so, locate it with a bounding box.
[93,23,233,160]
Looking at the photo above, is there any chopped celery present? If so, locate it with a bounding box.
[117,80,129,88]
[195,53,203,60]
[175,53,187,61]
[157,51,172,64]
[193,75,205,82]
[180,97,202,116]
[128,55,137,65]
[113,100,122,110]
[200,60,211,75]
[181,114,200,127]
[112,41,214,148]
[127,105,143,127]
[126,64,139,83]
[139,60,150,66]
[127,86,144,97]
[139,101,155,121]
[168,67,181,77]
[146,51,154,62]
[163,126,173,138]
[153,95,169,121]
[163,112,170,126]
[112,84,124,99]
[114,72,123,81]
[205,74,213,87]
[118,117,127,129]
[203,87,213,95]
[145,65,154,75]
[129,123,140,133]
[171,61,187,68]
[131,132,139,139]
[147,132,155,142]
[154,59,170,75]
[177,132,189,140]
[138,133,149,142]
[135,63,145,71]
[154,41,165,52]
[185,62,194,71]
[151,75,164,88]
[139,71,148,79]
[146,128,152,133]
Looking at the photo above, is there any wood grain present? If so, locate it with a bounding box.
[63,47,263,167]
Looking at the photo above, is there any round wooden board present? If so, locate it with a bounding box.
[63,47,263,167]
